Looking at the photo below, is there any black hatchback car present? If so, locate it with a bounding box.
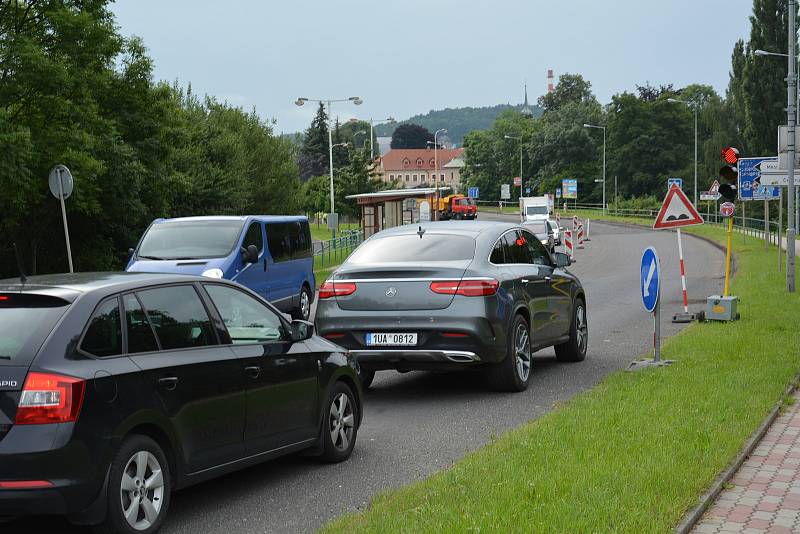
[0,273,362,533]
[315,221,587,392]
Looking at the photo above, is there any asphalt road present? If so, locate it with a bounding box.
[12,219,725,534]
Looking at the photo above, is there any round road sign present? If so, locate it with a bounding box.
[640,247,660,313]
[48,165,74,200]
[720,201,735,218]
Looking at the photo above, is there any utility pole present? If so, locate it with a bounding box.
[788,0,797,292]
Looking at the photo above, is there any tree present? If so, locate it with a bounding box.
[390,123,434,149]
[537,73,597,113]
[298,103,330,181]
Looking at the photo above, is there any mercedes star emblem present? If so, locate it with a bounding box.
[385,287,397,298]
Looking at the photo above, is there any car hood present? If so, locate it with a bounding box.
[126,257,229,277]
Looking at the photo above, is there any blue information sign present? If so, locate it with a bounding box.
[468,186,479,199]
[640,247,660,313]
[555,188,562,199]
[667,177,683,190]
[562,178,578,199]
[738,157,780,201]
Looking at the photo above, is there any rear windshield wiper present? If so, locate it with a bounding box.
[0,355,11,360]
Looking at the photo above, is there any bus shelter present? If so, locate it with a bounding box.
[346,187,450,238]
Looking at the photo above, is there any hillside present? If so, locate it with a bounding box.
[374,103,543,146]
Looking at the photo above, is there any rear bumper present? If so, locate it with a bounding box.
[351,349,480,365]
[0,485,67,516]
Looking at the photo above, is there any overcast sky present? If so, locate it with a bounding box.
[111,0,753,134]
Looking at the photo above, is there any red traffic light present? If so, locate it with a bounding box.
[721,146,739,165]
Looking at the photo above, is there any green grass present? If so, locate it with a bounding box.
[310,222,359,242]
[313,242,359,284]
[320,221,800,533]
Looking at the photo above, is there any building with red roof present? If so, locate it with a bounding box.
[375,148,465,190]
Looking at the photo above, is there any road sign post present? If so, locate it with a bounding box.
[653,185,704,323]
[629,247,672,370]
[48,165,74,273]
[705,206,740,322]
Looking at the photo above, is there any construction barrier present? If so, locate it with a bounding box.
[564,229,574,260]
[577,223,585,249]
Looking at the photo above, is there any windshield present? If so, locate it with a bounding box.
[138,220,245,260]
[0,294,70,365]
[347,234,476,264]
[524,222,548,234]
[526,206,549,216]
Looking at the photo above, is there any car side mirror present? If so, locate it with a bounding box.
[128,247,135,258]
[241,244,259,264]
[290,320,314,341]
[553,252,572,268]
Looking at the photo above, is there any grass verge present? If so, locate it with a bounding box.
[310,222,359,242]
[320,221,800,533]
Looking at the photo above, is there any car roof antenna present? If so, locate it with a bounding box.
[417,226,425,239]
[13,243,27,284]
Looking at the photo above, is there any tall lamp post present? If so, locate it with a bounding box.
[754,48,800,234]
[503,135,525,196]
[583,124,607,213]
[353,130,367,151]
[667,98,698,206]
[295,96,363,230]
[427,129,447,220]
[349,117,396,158]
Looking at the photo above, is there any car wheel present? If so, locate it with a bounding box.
[320,382,359,463]
[95,435,171,534]
[358,368,376,390]
[291,285,312,321]
[487,314,532,392]
[555,297,588,362]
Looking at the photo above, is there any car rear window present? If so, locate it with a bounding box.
[346,234,476,264]
[0,294,70,366]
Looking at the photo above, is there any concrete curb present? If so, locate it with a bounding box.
[673,375,800,534]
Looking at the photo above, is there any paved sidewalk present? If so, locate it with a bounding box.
[692,391,800,533]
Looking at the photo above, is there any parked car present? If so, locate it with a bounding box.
[548,219,562,245]
[0,273,362,533]
[315,221,587,392]
[522,220,556,253]
[126,216,315,321]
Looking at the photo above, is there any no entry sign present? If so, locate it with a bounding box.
[720,202,735,218]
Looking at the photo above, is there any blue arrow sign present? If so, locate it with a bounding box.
[667,177,683,190]
[738,157,780,201]
[640,247,660,313]
[468,187,479,199]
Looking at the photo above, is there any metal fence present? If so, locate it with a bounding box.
[313,230,364,268]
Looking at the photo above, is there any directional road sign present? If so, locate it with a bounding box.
[653,185,704,229]
[739,157,781,200]
[513,176,522,186]
[641,247,660,313]
[555,187,562,199]
[468,186,479,199]
[700,192,721,201]
[758,158,800,186]
[500,184,511,200]
[667,177,683,190]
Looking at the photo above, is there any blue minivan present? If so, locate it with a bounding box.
[126,215,316,320]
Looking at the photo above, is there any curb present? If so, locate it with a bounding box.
[673,374,800,534]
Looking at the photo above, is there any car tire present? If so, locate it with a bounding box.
[555,297,588,362]
[95,435,171,534]
[291,285,312,321]
[487,314,532,392]
[358,368,376,390]
[319,382,359,463]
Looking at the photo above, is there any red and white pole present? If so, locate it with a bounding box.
[677,228,689,313]
[577,223,585,249]
[564,229,573,260]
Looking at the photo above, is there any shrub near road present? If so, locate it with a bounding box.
[321,223,800,533]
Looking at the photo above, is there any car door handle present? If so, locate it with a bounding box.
[522,279,532,284]
[157,377,179,391]
[544,276,553,283]
[244,365,261,379]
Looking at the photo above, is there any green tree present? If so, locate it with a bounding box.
[390,123,434,149]
[537,73,597,113]
[299,102,330,181]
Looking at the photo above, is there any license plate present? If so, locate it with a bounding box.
[365,333,417,346]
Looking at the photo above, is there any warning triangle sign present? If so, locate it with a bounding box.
[653,185,704,229]
[709,180,720,193]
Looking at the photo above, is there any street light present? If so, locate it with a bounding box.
[295,96,363,229]
[755,49,789,58]
[504,135,525,196]
[349,117,396,158]
[667,98,699,206]
[583,124,607,213]
[353,130,367,151]
[428,129,447,220]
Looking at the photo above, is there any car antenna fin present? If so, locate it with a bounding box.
[13,243,27,284]
[417,225,425,239]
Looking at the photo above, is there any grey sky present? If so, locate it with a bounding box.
[111,0,753,134]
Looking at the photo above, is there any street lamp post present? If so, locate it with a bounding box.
[583,124,607,213]
[430,129,447,220]
[353,130,367,152]
[667,98,698,206]
[295,96,363,230]
[504,135,525,197]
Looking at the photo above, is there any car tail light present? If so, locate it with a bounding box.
[15,372,85,425]
[442,332,468,338]
[323,332,346,339]
[318,281,357,299]
[0,480,54,489]
[430,279,499,297]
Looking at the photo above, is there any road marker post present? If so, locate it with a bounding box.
[628,247,672,371]
[653,184,704,323]
[564,230,574,261]
[585,218,591,241]
[577,223,585,249]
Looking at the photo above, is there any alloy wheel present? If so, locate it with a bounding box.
[576,304,588,353]
[514,322,531,382]
[120,450,165,531]
[329,392,355,452]
[300,290,311,320]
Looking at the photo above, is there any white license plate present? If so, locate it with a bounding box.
[365,333,418,346]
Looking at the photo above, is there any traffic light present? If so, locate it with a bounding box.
[719,146,739,201]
